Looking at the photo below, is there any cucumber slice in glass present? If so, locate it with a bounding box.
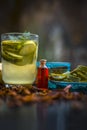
[15,51,36,66]
[19,40,37,56]
[2,51,23,63]
[2,40,22,54]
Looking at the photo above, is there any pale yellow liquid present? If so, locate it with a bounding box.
[2,60,37,84]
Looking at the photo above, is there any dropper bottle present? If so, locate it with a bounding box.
[37,59,49,89]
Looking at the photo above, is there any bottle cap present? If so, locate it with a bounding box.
[40,59,47,62]
[40,59,47,66]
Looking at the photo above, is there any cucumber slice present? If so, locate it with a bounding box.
[2,51,23,63]
[19,40,37,56]
[15,52,36,66]
[5,51,23,59]
[2,40,22,53]
[2,40,22,45]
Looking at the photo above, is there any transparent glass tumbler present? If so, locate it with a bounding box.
[1,32,39,87]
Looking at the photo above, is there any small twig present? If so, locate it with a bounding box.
[63,85,72,93]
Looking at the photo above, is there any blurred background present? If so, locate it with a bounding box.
[0,0,87,68]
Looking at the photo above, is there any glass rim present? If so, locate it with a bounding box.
[1,32,39,38]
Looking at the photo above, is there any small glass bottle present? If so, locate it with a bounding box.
[37,59,49,89]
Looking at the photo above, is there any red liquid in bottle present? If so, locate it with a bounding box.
[37,59,49,89]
